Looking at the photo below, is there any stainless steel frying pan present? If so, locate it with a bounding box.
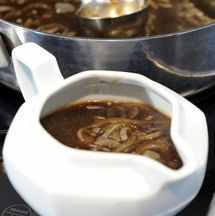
[1,19,215,97]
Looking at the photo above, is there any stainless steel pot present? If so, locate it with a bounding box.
[0,19,215,97]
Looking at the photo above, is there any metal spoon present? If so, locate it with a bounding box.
[76,0,148,38]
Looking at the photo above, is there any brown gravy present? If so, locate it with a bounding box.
[41,100,183,169]
[0,0,81,37]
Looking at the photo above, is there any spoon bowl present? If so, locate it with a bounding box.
[76,0,148,37]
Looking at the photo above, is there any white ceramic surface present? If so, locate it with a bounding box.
[3,43,208,216]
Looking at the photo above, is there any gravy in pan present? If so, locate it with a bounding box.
[0,0,81,37]
[41,100,183,169]
[0,0,213,37]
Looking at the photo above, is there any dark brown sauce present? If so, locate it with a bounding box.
[0,0,213,37]
[40,100,183,169]
[0,0,81,37]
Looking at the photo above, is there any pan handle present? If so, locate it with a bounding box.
[0,34,10,68]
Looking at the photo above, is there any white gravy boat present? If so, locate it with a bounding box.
[3,43,208,216]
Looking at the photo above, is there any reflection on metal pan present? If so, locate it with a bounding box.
[0,19,215,97]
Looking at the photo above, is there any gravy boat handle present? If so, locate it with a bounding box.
[12,42,64,101]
